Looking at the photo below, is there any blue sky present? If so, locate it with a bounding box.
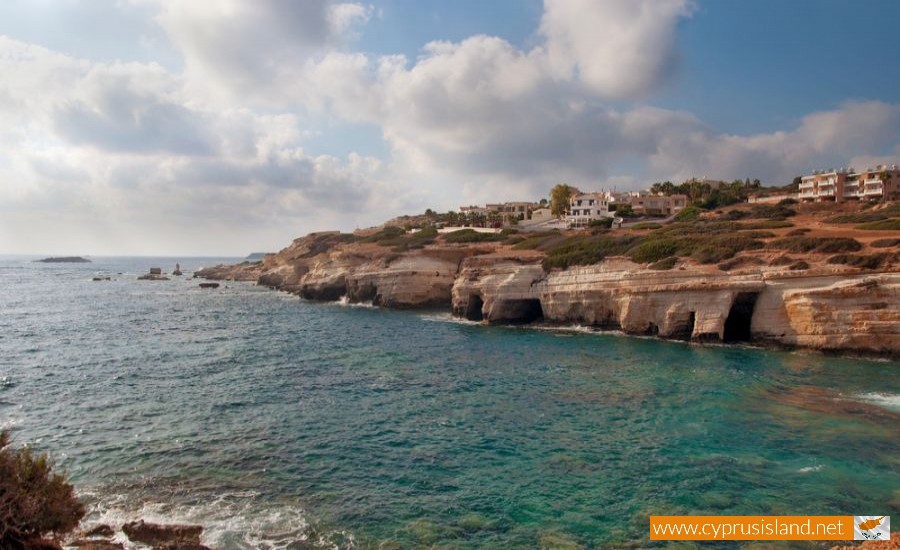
[0,0,898,254]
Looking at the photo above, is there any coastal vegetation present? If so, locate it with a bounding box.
[768,236,862,254]
[0,430,84,549]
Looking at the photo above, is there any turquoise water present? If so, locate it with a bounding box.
[1,257,898,548]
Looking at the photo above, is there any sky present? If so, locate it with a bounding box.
[1,0,899,256]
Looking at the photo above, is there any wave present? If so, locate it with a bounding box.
[334,295,376,308]
[79,489,353,550]
[854,392,900,412]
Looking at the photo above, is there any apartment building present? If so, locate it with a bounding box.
[799,165,899,202]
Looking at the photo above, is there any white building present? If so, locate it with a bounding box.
[566,192,612,228]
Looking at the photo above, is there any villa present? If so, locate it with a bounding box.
[566,192,612,228]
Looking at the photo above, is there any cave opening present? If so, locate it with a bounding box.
[676,311,696,340]
[465,294,484,321]
[723,292,758,342]
[506,299,544,324]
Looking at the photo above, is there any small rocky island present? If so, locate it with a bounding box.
[35,256,91,263]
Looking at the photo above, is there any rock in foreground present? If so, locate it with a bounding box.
[122,520,204,547]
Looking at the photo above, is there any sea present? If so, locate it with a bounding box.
[1,256,898,549]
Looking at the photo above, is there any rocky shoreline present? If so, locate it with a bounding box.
[196,231,900,358]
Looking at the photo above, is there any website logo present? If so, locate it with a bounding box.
[854,516,890,541]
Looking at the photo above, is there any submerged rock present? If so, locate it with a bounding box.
[198,282,220,289]
[70,540,123,549]
[83,525,115,538]
[122,520,203,547]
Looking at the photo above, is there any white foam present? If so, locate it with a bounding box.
[798,464,823,473]
[854,392,900,412]
[77,489,348,550]
[334,295,376,308]
[418,312,481,325]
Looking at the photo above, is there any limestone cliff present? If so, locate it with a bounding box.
[196,233,900,357]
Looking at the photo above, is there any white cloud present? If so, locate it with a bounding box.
[540,0,694,98]
[0,36,394,255]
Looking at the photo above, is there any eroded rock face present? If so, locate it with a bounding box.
[195,230,900,356]
[754,274,900,355]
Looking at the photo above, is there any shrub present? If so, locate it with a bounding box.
[827,253,896,269]
[720,210,749,221]
[588,218,614,229]
[296,232,359,258]
[442,229,506,243]
[856,219,900,231]
[785,228,811,237]
[511,232,563,251]
[768,237,862,254]
[648,257,677,270]
[0,430,85,548]
[871,238,900,248]
[778,198,798,206]
[769,255,795,266]
[789,260,809,270]
[824,203,900,224]
[718,256,765,271]
[748,204,796,219]
[627,239,680,263]
[628,222,662,230]
[674,207,703,222]
[740,220,794,229]
[542,234,639,270]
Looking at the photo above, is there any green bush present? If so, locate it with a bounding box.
[789,260,810,271]
[824,203,900,224]
[296,232,359,258]
[628,222,662,230]
[510,232,562,250]
[786,228,811,236]
[827,253,896,269]
[778,198,798,205]
[674,207,703,221]
[542,235,639,270]
[769,255,795,266]
[870,238,900,248]
[0,430,85,548]
[647,256,678,270]
[740,220,794,229]
[748,204,796,219]
[627,239,680,263]
[720,210,749,221]
[856,219,900,231]
[768,237,862,254]
[442,229,507,243]
[588,217,614,229]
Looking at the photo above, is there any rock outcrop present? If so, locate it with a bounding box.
[196,233,900,357]
[122,520,204,547]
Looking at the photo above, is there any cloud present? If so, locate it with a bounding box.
[147,0,372,104]
[0,36,393,255]
[540,0,694,98]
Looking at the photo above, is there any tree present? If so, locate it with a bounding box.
[538,198,548,207]
[612,204,635,217]
[550,184,575,217]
